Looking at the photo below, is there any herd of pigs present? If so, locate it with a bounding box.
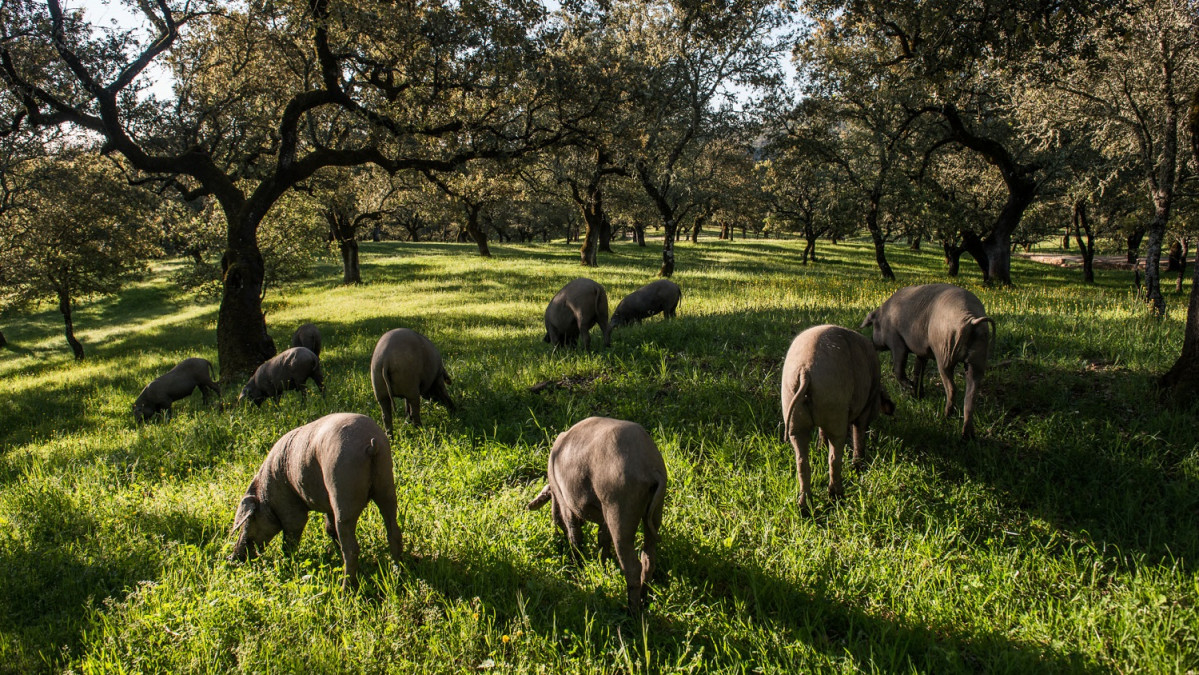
[130,277,993,614]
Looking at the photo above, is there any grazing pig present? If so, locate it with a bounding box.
[544,278,611,349]
[527,416,667,614]
[238,346,324,406]
[611,280,682,328]
[370,328,455,432]
[781,325,894,511]
[290,323,322,357]
[132,357,220,422]
[228,413,403,589]
[861,283,995,439]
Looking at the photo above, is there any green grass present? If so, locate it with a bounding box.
[1,238,1197,673]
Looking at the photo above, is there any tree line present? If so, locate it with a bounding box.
[1,0,1196,393]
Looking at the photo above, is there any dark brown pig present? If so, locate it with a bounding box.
[238,346,324,406]
[290,323,322,357]
[527,416,667,614]
[370,328,455,432]
[228,413,403,589]
[133,357,220,422]
[861,283,994,439]
[543,278,611,349]
[781,325,894,512]
[611,280,682,328]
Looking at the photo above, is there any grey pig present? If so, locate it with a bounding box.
[544,278,611,349]
[229,413,403,589]
[370,328,455,432]
[611,279,682,328]
[290,323,322,357]
[132,357,220,422]
[527,416,667,614]
[238,346,324,406]
[861,283,995,439]
[781,325,895,512]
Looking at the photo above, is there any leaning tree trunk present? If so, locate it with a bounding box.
[1159,240,1199,398]
[218,222,277,382]
[864,191,895,280]
[1073,199,1095,284]
[54,284,84,360]
[1157,86,1199,397]
[578,199,602,266]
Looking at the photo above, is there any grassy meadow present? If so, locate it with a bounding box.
[1,237,1197,673]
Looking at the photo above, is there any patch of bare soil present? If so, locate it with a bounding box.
[1017,252,1144,270]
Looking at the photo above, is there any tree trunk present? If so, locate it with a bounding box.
[635,224,646,247]
[1143,204,1168,314]
[940,104,1037,285]
[579,200,602,266]
[56,285,84,360]
[1073,199,1095,284]
[464,204,491,256]
[1176,239,1188,293]
[1157,86,1199,397]
[1159,240,1199,397]
[0,329,6,349]
[943,240,966,277]
[326,210,362,284]
[217,226,277,382]
[339,239,361,284]
[371,224,382,242]
[1127,228,1146,265]
[660,221,677,277]
[909,235,921,251]
[598,214,613,253]
[865,193,895,280]
[1166,239,1184,272]
[803,235,817,264]
[690,216,702,244]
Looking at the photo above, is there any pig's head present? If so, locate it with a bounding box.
[132,402,151,423]
[879,388,896,416]
[228,484,281,562]
[609,311,629,329]
[237,384,265,407]
[860,310,885,349]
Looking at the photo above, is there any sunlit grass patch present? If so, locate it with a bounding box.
[1,238,1196,672]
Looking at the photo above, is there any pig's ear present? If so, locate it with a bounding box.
[860,311,877,329]
[231,495,259,532]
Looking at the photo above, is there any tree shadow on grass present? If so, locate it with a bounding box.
[0,485,203,670]
[887,344,1199,574]
[399,527,1099,673]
